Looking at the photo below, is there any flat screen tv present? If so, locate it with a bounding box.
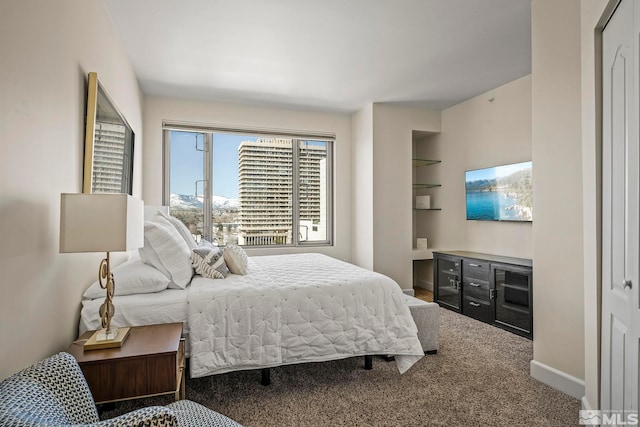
[465,161,532,222]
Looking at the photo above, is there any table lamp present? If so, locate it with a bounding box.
[60,193,143,350]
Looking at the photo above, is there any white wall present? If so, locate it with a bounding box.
[351,104,374,269]
[0,0,143,379]
[531,0,585,394]
[371,104,441,288]
[143,97,352,261]
[417,76,533,258]
[462,77,533,258]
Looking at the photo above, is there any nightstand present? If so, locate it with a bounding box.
[68,323,185,404]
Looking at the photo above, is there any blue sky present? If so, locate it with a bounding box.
[466,161,532,182]
[170,131,258,198]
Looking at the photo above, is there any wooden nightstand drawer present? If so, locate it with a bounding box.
[69,323,184,404]
[81,354,177,402]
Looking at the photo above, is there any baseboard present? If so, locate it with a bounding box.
[530,359,585,399]
[581,395,594,411]
[402,288,415,296]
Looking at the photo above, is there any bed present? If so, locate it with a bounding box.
[80,252,424,379]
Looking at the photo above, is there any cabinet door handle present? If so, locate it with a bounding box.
[469,263,481,267]
[469,282,481,287]
[469,301,481,307]
[623,279,632,290]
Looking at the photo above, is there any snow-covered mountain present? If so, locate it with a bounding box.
[170,193,239,210]
[170,194,202,210]
[211,195,240,209]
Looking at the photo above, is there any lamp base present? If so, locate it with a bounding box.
[84,327,130,351]
[96,329,118,341]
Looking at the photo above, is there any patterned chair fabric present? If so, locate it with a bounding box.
[167,401,242,427]
[0,352,242,427]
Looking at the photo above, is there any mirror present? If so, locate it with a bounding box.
[83,72,134,194]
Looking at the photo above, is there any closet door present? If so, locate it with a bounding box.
[601,0,639,414]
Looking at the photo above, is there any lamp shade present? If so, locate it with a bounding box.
[60,194,144,253]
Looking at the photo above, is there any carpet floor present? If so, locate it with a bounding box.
[101,308,580,426]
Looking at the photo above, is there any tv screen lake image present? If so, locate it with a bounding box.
[465,162,533,222]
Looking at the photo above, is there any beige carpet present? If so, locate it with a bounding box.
[102,308,580,426]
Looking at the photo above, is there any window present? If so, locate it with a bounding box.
[163,124,333,247]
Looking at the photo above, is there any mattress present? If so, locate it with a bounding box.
[79,288,189,337]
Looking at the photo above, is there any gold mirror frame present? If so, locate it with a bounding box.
[83,72,134,194]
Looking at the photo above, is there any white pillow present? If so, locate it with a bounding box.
[143,220,194,288]
[139,237,173,279]
[83,259,172,300]
[223,244,249,275]
[155,210,197,250]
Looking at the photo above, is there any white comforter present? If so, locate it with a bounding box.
[188,253,424,378]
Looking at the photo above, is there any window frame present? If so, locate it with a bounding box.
[162,122,334,248]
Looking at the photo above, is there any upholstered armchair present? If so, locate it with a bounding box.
[0,352,242,427]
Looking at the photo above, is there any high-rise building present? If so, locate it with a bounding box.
[237,138,326,246]
[91,122,129,193]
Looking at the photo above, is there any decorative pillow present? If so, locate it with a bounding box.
[143,220,194,288]
[192,240,230,279]
[155,210,197,250]
[223,244,249,275]
[83,259,172,300]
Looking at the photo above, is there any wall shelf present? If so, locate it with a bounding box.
[412,248,434,260]
[412,158,441,167]
[412,183,441,189]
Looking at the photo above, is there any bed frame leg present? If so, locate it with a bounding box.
[261,368,271,386]
[426,350,437,355]
[364,355,373,370]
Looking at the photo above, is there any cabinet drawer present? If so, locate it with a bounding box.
[463,259,490,281]
[462,296,491,323]
[463,278,490,302]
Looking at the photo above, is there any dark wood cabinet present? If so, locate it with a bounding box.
[434,251,533,339]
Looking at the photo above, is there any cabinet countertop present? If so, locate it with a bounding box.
[433,250,532,267]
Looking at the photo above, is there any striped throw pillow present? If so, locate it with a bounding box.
[192,241,230,279]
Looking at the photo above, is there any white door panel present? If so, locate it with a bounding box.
[609,316,627,410]
[601,0,638,416]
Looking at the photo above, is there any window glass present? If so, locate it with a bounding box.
[298,140,328,243]
[238,138,293,246]
[165,129,332,247]
[168,131,205,243]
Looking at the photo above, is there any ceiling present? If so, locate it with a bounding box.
[103,0,531,113]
